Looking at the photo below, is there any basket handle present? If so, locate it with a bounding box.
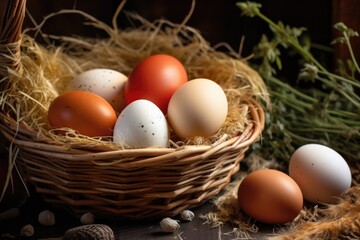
[0,0,26,90]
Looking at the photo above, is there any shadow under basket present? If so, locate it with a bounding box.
[0,0,266,219]
[0,99,264,219]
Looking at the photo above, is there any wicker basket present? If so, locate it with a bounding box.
[0,0,265,219]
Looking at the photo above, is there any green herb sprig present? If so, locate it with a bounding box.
[237,1,360,162]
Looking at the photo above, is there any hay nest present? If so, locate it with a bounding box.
[0,5,269,150]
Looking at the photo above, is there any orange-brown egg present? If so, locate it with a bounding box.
[48,91,117,137]
[237,169,303,224]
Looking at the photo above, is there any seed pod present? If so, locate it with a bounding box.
[179,209,195,222]
[159,217,180,233]
[63,224,115,240]
[20,224,34,237]
[80,212,94,225]
[38,210,55,226]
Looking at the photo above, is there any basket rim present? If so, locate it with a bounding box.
[0,98,264,161]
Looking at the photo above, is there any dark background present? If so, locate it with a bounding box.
[24,0,333,58]
[23,0,360,81]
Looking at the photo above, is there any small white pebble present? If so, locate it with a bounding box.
[159,217,180,233]
[179,209,195,222]
[80,212,94,225]
[20,224,34,237]
[38,210,55,226]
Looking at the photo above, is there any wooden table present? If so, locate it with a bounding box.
[0,185,273,240]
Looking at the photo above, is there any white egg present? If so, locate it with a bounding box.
[289,143,352,204]
[67,68,127,112]
[113,99,169,148]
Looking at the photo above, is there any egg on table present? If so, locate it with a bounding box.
[237,169,303,224]
[113,99,169,148]
[66,68,127,112]
[289,143,352,204]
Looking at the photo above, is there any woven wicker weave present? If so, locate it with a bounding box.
[0,0,265,219]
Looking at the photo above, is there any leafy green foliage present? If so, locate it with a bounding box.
[237,1,360,162]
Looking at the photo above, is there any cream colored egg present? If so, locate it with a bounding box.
[289,143,352,204]
[167,78,228,138]
[67,68,127,112]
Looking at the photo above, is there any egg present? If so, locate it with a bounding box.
[113,99,169,148]
[48,91,117,137]
[167,78,228,138]
[67,68,127,112]
[289,143,352,204]
[238,169,303,224]
[124,54,188,114]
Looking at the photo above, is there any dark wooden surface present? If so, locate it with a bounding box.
[0,184,274,240]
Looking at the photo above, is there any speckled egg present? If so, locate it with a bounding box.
[113,99,169,148]
[67,68,127,112]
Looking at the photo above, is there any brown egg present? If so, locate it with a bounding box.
[237,169,303,224]
[48,91,117,137]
